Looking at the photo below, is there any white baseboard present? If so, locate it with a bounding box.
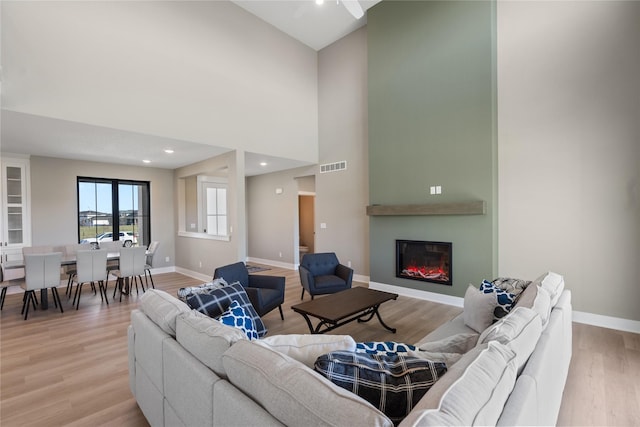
[245,257,296,271]
[353,273,369,284]
[369,281,640,333]
[573,310,640,334]
[173,267,211,283]
[368,281,464,308]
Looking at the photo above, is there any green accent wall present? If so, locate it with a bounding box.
[368,0,497,297]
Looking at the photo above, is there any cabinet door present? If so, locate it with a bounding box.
[1,158,31,262]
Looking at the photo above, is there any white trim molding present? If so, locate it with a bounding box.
[369,281,640,334]
[174,267,211,283]
[368,281,464,308]
[245,257,296,271]
[573,310,640,334]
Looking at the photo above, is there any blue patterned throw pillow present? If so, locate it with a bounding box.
[356,341,417,355]
[186,281,267,337]
[479,280,517,321]
[219,300,258,340]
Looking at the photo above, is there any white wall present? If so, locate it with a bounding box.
[28,156,176,270]
[174,151,244,276]
[316,27,370,276]
[1,1,318,163]
[497,1,640,321]
[246,166,315,266]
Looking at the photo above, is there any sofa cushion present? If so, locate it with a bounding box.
[401,341,517,426]
[539,271,565,307]
[315,351,447,426]
[186,281,267,337]
[463,284,498,333]
[219,300,258,340]
[515,282,552,326]
[477,306,543,373]
[479,280,517,321]
[176,310,246,377]
[415,332,479,354]
[177,278,228,301]
[222,340,394,427]
[139,289,191,336]
[256,334,356,368]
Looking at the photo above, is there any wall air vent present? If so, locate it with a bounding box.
[319,161,347,174]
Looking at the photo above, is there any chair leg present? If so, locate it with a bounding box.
[0,287,7,310]
[278,305,284,320]
[99,280,109,306]
[23,291,35,320]
[75,283,84,310]
[301,288,305,300]
[21,291,29,315]
[51,287,64,314]
[145,270,155,289]
[66,273,75,296]
[51,288,58,309]
[72,282,80,306]
[95,281,103,302]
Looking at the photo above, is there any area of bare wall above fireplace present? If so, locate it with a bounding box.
[396,240,452,286]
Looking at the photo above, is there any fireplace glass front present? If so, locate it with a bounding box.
[396,240,452,286]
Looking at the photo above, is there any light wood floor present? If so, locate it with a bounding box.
[1,267,639,426]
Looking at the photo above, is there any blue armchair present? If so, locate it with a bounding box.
[299,252,353,300]
[213,262,285,320]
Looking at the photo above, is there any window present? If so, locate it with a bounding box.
[198,176,228,237]
[77,177,150,247]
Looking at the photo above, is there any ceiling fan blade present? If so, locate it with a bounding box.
[341,0,364,19]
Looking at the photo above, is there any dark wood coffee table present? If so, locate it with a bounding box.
[291,287,398,334]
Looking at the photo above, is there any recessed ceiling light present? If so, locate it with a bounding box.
[142,159,151,164]
[260,162,268,166]
[315,0,324,5]
[164,149,174,154]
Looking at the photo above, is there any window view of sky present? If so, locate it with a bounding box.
[79,182,139,213]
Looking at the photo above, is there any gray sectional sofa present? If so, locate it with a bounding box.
[128,272,572,426]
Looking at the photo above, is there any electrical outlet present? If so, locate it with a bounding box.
[199,261,202,268]
[348,261,352,268]
[279,252,283,258]
[165,256,170,263]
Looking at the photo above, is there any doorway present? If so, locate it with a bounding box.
[298,194,315,260]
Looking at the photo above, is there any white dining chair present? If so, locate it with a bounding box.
[98,240,123,278]
[144,241,159,289]
[72,249,109,310]
[64,243,93,296]
[21,252,63,320]
[112,246,147,302]
[22,245,54,255]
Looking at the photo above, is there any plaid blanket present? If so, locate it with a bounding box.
[315,351,447,425]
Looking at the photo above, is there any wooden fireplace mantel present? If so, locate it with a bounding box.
[366,201,486,216]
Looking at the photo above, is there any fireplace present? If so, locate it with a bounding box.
[396,240,452,286]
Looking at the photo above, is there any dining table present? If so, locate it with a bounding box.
[1,251,122,310]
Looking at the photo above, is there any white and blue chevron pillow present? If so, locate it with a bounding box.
[355,341,417,355]
[479,280,517,322]
[219,300,258,340]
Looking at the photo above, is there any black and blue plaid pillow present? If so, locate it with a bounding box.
[186,281,267,337]
[315,351,447,425]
